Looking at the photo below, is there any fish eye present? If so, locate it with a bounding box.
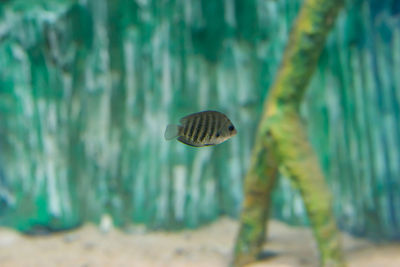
[228,125,235,131]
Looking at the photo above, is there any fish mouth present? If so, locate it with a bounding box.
[232,128,237,136]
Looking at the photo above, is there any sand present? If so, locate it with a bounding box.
[0,218,399,267]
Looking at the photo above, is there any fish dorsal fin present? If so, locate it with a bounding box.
[179,112,198,124]
[179,110,219,124]
[179,117,189,124]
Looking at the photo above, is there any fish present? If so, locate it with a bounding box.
[164,110,237,147]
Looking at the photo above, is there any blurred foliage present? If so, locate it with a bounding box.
[0,0,399,239]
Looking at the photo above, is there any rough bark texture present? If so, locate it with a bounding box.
[233,0,346,266]
[232,134,279,266]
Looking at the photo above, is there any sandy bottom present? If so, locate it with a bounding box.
[0,218,399,267]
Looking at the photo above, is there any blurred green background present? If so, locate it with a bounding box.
[0,0,399,240]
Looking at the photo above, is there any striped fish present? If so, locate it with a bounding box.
[164,111,237,147]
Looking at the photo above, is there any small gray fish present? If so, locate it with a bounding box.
[164,110,237,147]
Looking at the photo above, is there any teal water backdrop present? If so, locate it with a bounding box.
[0,0,399,239]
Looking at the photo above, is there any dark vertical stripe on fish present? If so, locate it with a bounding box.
[193,114,205,143]
[207,112,214,140]
[183,117,192,137]
[195,114,205,143]
[214,114,221,138]
[200,112,211,142]
[208,112,216,141]
[188,116,199,140]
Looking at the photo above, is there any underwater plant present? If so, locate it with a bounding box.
[233,0,346,266]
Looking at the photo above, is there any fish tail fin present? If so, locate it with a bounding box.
[164,124,180,140]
